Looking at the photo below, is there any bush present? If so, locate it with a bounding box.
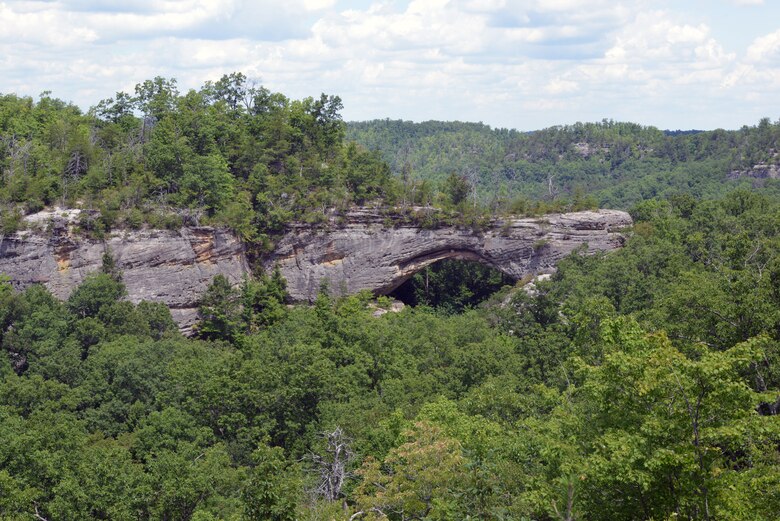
[66,273,126,319]
[0,206,23,234]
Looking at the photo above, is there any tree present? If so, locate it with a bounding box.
[146,443,240,520]
[444,172,470,207]
[575,318,772,520]
[66,273,126,319]
[308,427,354,502]
[243,444,301,521]
[101,250,122,282]
[240,268,287,333]
[354,421,465,520]
[180,153,235,214]
[197,275,240,341]
[136,301,177,340]
[205,72,248,112]
[134,76,178,122]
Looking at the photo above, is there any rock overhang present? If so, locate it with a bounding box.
[0,208,632,333]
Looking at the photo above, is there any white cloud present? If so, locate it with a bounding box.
[463,0,506,11]
[719,28,780,102]
[0,3,99,46]
[302,0,336,10]
[545,78,579,95]
[0,0,779,129]
[746,28,780,63]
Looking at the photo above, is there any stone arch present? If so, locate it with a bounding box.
[265,209,632,302]
[380,248,506,294]
[0,208,631,332]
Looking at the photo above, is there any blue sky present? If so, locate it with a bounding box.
[1,0,779,130]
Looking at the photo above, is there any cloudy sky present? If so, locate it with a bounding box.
[1,0,779,130]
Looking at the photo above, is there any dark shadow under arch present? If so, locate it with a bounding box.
[388,255,515,313]
[381,248,515,295]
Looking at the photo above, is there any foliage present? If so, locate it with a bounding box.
[1,195,780,518]
[389,259,513,313]
[243,444,301,521]
[2,78,780,518]
[196,268,288,341]
[347,118,780,210]
[0,76,398,240]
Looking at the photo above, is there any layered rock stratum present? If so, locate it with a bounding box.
[0,207,632,332]
[0,209,248,333]
[264,208,632,301]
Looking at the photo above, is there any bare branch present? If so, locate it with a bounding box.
[33,504,49,521]
[307,426,355,501]
[349,507,387,520]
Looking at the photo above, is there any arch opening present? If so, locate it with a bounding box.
[388,257,515,314]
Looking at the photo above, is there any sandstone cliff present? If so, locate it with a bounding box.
[265,208,632,301]
[0,208,632,332]
[0,211,248,333]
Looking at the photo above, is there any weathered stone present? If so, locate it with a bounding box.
[263,209,632,301]
[728,150,780,180]
[0,222,248,334]
[0,208,631,333]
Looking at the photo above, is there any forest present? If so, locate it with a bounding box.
[347,118,780,209]
[1,75,780,520]
[0,73,394,251]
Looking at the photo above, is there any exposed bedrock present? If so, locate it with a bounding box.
[0,217,248,334]
[264,208,632,302]
[0,208,632,332]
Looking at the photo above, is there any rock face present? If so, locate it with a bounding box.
[0,213,248,333]
[728,149,780,180]
[264,208,632,302]
[0,207,631,332]
[729,162,780,180]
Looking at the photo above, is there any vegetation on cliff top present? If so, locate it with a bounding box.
[3,75,780,243]
[0,73,615,244]
[0,73,394,245]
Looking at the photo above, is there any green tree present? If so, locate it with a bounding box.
[444,172,471,206]
[576,318,773,520]
[354,421,465,520]
[197,275,240,341]
[243,443,301,521]
[66,273,126,319]
[180,153,235,214]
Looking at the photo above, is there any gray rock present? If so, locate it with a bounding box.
[0,208,632,333]
[264,209,632,301]
[0,224,248,334]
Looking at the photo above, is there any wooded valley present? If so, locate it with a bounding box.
[1,75,779,520]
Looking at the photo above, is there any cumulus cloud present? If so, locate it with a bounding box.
[545,78,579,95]
[0,0,779,129]
[746,29,780,63]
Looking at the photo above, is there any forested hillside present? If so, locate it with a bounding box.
[0,73,393,247]
[347,118,780,208]
[2,190,780,518]
[0,74,612,249]
[1,77,780,520]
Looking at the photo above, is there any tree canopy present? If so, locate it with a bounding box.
[1,189,780,519]
[2,77,780,520]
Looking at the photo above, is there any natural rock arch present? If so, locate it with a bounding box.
[0,207,632,332]
[263,208,632,301]
[388,248,497,293]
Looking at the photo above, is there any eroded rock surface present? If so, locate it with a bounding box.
[264,208,632,302]
[0,208,631,333]
[0,217,248,333]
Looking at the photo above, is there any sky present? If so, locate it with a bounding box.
[1,0,779,130]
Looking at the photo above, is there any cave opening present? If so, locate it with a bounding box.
[388,259,515,314]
